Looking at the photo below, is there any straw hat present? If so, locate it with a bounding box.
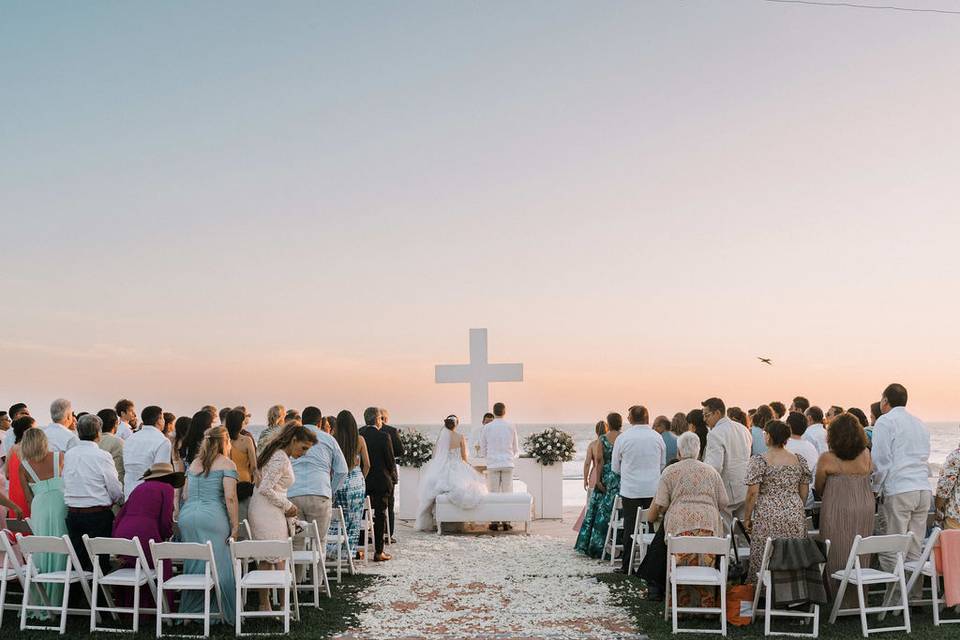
[140,463,185,488]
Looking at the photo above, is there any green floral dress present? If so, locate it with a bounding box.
[574,434,621,558]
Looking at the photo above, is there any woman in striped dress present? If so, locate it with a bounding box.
[327,410,370,559]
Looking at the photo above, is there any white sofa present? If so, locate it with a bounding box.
[435,490,533,535]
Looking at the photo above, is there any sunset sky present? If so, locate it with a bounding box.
[2,1,959,424]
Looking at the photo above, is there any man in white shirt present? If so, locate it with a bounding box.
[785,412,820,506]
[2,403,30,460]
[702,397,752,526]
[612,405,665,574]
[803,407,829,457]
[114,398,138,441]
[63,414,124,572]
[122,405,172,499]
[43,398,79,453]
[479,402,519,531]
[871,383,931,588]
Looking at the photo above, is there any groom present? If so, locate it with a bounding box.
[479,402,519,531]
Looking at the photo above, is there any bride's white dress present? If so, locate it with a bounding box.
[415,430,488,531]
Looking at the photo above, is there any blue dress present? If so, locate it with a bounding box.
[327,466,366,558]
[574,435,621,558]
[21,453,68,614]
[178,469,238,625]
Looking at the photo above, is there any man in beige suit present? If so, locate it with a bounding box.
[96,408,125,488]
[702,397,751,528]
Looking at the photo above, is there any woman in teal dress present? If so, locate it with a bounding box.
[18,428,68,612]
[575,413,623,558]
[178,426,240,626]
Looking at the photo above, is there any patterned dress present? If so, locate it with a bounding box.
[936,446,960,529]
[745,454,812,583]
[327,465,366,559]
[575,434,621,558]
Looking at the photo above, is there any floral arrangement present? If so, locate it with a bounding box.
[522,427,576,466]
[397,429,433,468]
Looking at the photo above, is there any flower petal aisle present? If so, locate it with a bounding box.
[343,528,643,639]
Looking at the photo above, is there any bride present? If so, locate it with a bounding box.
[415,415,488,531]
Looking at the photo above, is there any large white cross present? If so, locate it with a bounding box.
[435,328,523,428]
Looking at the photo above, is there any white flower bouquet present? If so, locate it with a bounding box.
[522,427,576,466]
[397,429,433,468]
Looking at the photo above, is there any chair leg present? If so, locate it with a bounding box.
[720,576,728,637]
[765,576,773,636]
[855,583,868,638]
[132,581,141,633]
[20,564,31,631]
[206,583,213,639]
[60,580,71,635]
[0,571,7,629]
[829,576,848,624]
[156,584,163,638]
[283,586,290,634]
[900,570,912,633]
[89,574,99,631]
[933,573,941,626]
[671,574,679,633]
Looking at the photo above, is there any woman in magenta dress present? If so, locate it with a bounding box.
[113,462,183,609]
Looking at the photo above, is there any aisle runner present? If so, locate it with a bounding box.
[344,530,643,639]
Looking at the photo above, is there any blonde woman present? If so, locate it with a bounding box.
[257,404,286,449]
[178,426,239,625]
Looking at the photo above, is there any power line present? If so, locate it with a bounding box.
[760,0,960,14]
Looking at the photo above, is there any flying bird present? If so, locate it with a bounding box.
[757,357,773,365]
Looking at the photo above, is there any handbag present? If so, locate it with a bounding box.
[236,481,255,501]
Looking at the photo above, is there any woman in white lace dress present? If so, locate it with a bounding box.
[247,422,317,610]
[416,416,488,531]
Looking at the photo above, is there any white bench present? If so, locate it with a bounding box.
[436,491,533,535]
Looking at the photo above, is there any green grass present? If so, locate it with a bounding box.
[2,574,376,639]
[599,574,960,640]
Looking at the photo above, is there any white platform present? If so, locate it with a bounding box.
[435,488,533,535]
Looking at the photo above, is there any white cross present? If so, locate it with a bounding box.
[435,328,523,429]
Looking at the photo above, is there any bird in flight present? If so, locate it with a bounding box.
[757,357,773,365]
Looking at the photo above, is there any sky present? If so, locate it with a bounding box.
[2,1,959,424]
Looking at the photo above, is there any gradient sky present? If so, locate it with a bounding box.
[2,1,959,424]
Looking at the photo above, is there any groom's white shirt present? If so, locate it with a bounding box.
[479,418,519,470]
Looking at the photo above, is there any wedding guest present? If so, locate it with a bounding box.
[257,404,286,448]
[0,489,23,519]
[285,409,301,424]
[790,396,811,415]
[289,406,348,551]
[248,423,316,610]
[162,412,176,437]
[19,427,68,604]
[574,420,608,532]
[122,405,173,499]
[179,410,214,466]
[727,407,748,431]
[479,402,519,532]
[380,408,404,543]
[172,416,192,472]
[803,406,829,456]
[785,411,820,485]
[848,407,869,429]
[0,411,9,450]
[360,407,397,560]
[669,413,687,438]
[327,410,370,560]
[218,407,231,430]
[43,398,79,453]
[96,408,125,485]
[815,413,873,607]
[686,409,708,461]
[113,462,183,609]
[703,397,751,525]
[115,398,138,441]
[233,405,257,446]
[867,401,882,446]
[575,413,623,558]
[179,426,239,625]
[5,416,36,517]
[653,415,677,464]
[2,403,30,461]
[872,383,931,586]
[936,430,960,530]
[750,405,774,456]
[226,409,258,524]
[63,414,124,572]
[648,432,728,605]
[770,401,787,420]
[613,405,665,574]
[320,415,336,434]
[743,419,811,582]
[825,406,844,427]
[201,405,218,423]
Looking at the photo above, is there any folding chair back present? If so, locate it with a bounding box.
[855,533,913,557]
[149,540,223,638]
[84,535,157,633]
[230,538,299,636]
[627,507,655,575]
[664,534,730,636]
[602,495,624,565]
[750,537,831,638]
[326,506,355,581]
[361,497,374,565]
[290,519,331,606]
[0,529,30,628]
[17,533,95,634]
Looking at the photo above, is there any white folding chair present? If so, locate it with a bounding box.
[890,527,958,626]
[664,534,730,636]
[150,540,224,638]
[729,518,752,569]
[83,535,159,633]
[601,496,624,565]
[627,508,656,575]
[230,538,299,636]
[360,497,374,565]
[289,519,331,606]
[828,533,913,637]
[326,507,356,582]
[1,529,47,628]
[750,537,831,638]
[17,533,96,634]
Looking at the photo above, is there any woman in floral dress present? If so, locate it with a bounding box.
[574,413,623,558]
[742,419,812,582]
[936,432,960,530]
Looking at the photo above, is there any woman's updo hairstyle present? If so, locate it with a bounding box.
[764,419,791,447]
[444,415,459,431]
